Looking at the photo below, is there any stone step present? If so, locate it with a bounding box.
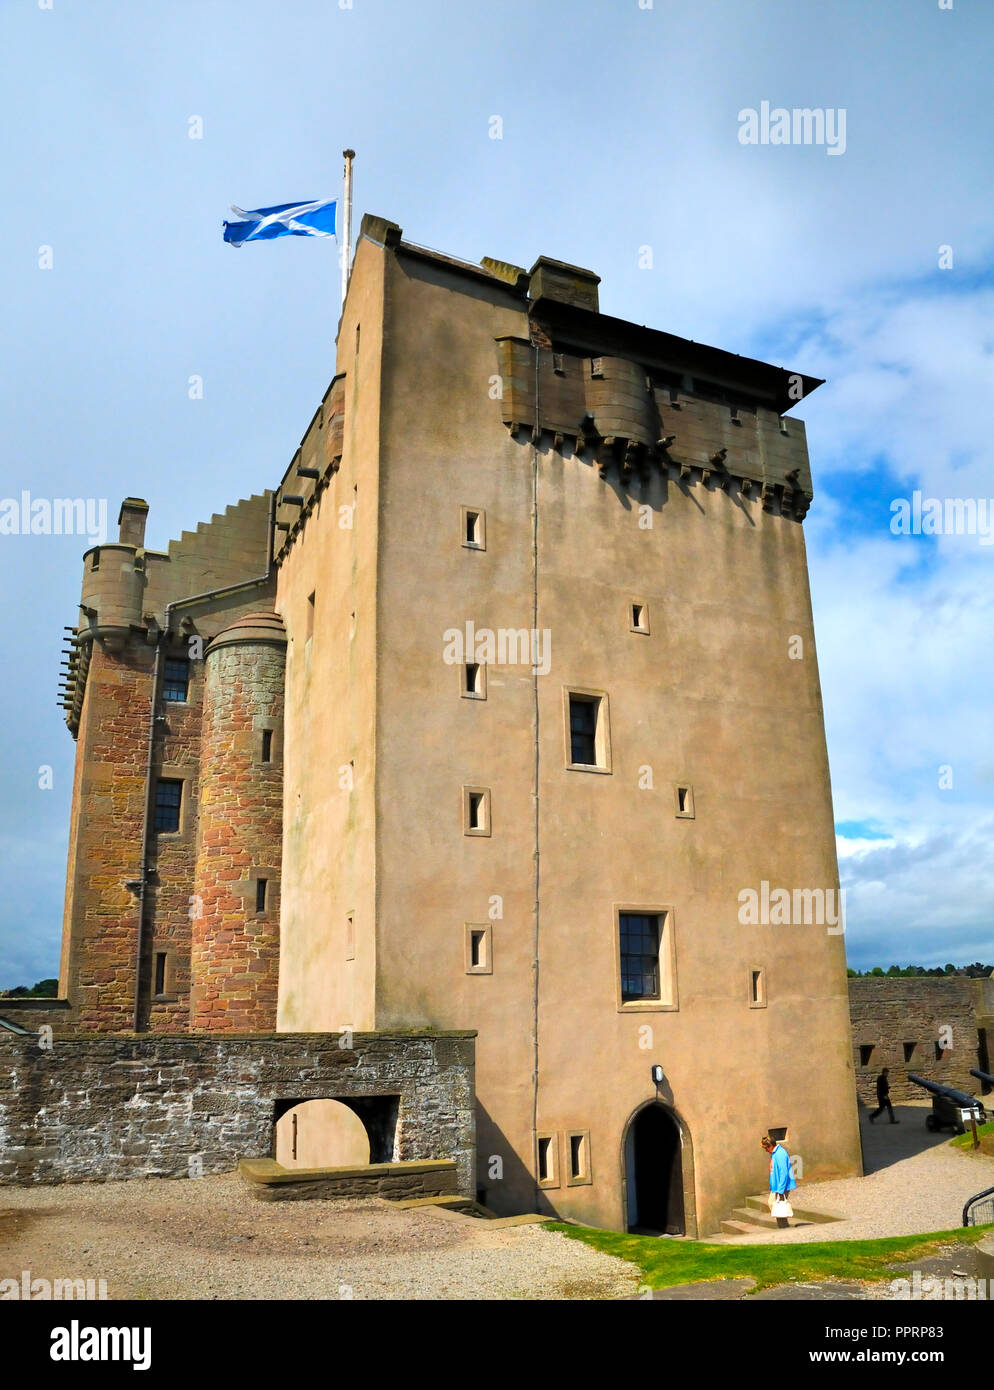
[743,1193,843,1224]
[732,1205,780,1228]
[721,1218,763,1235]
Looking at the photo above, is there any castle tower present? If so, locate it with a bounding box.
[271,215,863,1234]
[58,493,275,1033]
[189,611,285,1032]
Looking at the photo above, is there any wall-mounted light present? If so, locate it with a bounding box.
[651,1065,664,1085]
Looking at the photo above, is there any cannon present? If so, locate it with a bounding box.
[970,1067,994,1089]
[907,1074,986,1134]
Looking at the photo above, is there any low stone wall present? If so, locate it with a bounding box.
[0,1030,475,1195]
[239,1157,459,1202]
[0,998,71,1033]
[849,978,980,1104]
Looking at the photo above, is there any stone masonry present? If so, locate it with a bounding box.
[849,977,982,1104]
[0,1031,476,1195]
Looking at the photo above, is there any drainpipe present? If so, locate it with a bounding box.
[131,492,277,1031]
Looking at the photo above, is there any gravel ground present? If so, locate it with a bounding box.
[718,1100,994,1245]
[0,1174,642,1301]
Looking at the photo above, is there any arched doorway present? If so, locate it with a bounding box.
[274,1099,371,1170]
[624,1103,686,1235]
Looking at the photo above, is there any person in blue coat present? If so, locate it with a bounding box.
[762,1136,797,1227]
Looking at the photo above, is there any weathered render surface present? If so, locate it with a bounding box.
[0,1032,475,1193]
[272,216,863,1236]
[849,977,984,1103]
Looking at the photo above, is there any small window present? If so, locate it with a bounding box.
[465,923,492,975]
[306,591,315,640]
[566,690,610,771]
[154,952,167,996]
[859,1044,874,1067]
[675,784,695,819]
[346,912,355,961]
[630,601,649,635]
[590,358,604,379]
[256,879,268,913]
[536,1134,559,1188]
[553,352,565,375]
[153,779,182,833]
[934,1040,945,1061]
[461,661,486,700]
[261,729,273,763]
[768,1126,789,1143]
[461,506,486,550]
[750,967,767,1008]
[566,1130,592,1186]
[163,659,190,703]
[463,786,491,836]
[91,549,100,572]
[903,1041,916,1063]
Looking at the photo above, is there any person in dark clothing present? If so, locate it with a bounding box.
[869,1067,899,1123]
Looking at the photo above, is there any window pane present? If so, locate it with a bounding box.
[620,912,660,1001]
[154,779,182,832]
[569,696,597,764]
[162,659,189,702]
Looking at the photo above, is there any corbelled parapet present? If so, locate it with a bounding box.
[495,334,817,520]
[272,374,347,563]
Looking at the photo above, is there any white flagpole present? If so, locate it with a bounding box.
[341,148,355,306]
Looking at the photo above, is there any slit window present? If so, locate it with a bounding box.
[462,786,491,837]
[154,952,167,996]
[630,601,649,634]
[750,968,767,1008]
[306,591,315,640]
[462,661,486,699]
[461,507,486,550]
[465,923,492,974]
[163,659,190,703]
[537,1134,558,1187]
[256,879,268,913]
[153,779,182,833]
[261,729,273,763]
[675,784,695,818]
[903,1041,916,1063]
[566,1130,591,1186]
[859,1045,874,1067]
[346,912,355,961]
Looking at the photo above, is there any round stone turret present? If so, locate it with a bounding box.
[190,610,286,1032]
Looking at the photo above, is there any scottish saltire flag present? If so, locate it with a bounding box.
[222,198,337,247]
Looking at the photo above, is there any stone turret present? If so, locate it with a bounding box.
[190,611,286,1032]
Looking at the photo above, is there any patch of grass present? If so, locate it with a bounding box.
[542,1222,994,1292]
[950,1119,994,1156]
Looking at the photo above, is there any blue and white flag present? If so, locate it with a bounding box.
[223,198,337,247]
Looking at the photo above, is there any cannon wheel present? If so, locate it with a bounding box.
[925,1114,939,1131]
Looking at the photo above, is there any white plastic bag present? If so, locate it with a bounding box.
[772,1197,793,1218]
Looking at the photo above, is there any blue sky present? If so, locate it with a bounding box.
[1,0,992,984]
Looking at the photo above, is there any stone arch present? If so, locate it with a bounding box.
[272,1094,400,1168]
[620,1099,697,1238]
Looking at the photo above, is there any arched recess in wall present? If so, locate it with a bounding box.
[620,1099,697,1239]
[273,1095,399,1168]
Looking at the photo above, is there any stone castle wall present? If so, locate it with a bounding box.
[0,1031,475,1194]
[849,977,981,1104]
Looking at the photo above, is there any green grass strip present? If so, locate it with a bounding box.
[543,1221,993,1292]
